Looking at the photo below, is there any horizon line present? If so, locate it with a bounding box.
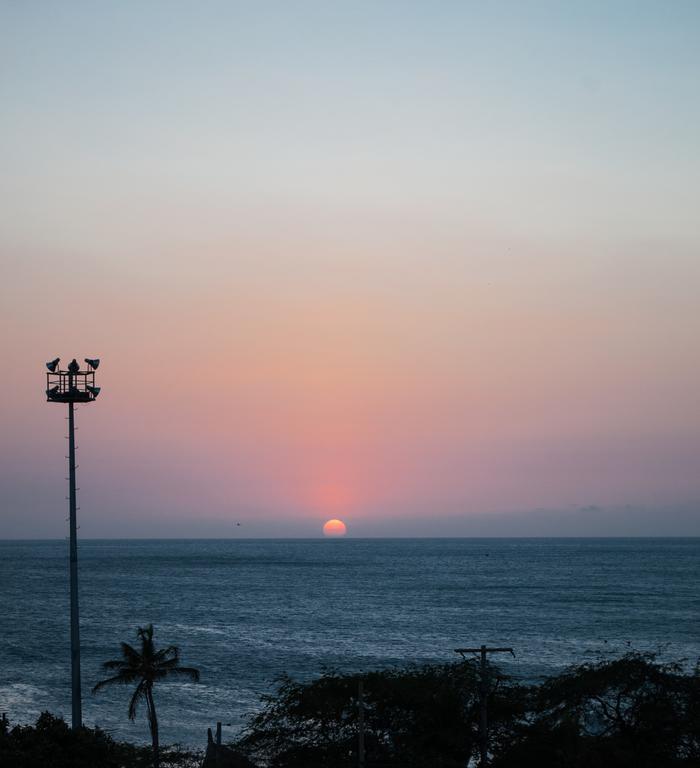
[2,535,699,542]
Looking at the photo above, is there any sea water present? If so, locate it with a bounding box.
[0,538,698,746]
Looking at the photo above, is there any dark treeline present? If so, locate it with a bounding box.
[2,653,699,767]
[236,653,700,768]
[0,713,200,768]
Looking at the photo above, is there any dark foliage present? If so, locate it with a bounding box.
[0,712,200,768]
[492,654,700,768]
[235,662,488,767]
[233,654,700,768]
[4,654,699,768]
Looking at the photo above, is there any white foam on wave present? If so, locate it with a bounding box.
[0,683,47,711]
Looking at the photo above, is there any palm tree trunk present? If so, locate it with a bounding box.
[146,684,160,768]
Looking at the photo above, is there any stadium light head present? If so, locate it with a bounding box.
[86,385,101,398]
[84,358,100,370]
[46,357,60,372]
[67,359,80,374]
[46,385,60,397]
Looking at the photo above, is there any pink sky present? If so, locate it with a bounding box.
[3,226,699,536]
[1,3,699,536]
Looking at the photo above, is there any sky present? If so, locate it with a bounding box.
[1,1,699,537]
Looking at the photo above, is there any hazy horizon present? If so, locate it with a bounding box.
[2,503,699,539]
[2,1,699,538]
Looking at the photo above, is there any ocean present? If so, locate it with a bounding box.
[0,538,698,747]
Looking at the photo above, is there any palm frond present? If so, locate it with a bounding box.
[128,680,147,721]
[155,654,185,669]
[101,659,128,671]
[119,642,142,666]
[137,624,155,646]
[92,670,140,694]
[153,645,179,663]
[138,624,154,640]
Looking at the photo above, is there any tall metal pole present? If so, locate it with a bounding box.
[46,357,99,729]
[67,401,82,729]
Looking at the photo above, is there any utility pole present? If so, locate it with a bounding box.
[454,645,514,767]
[357,679,365,768]
[46,356,101,730]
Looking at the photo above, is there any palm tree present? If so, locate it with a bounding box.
[93,624,200,768]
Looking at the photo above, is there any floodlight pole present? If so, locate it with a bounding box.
[45,357,100,731]
[67,399,82,730]
[455,645,514,767]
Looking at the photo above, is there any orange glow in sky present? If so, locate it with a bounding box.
[311,483,355,513]
[1,3,700,537]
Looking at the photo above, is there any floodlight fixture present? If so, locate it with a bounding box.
[46,385,60,397]
[86,385,101,397]
[68,359,80,374]
[46,357,60,372]
[84,358,100,370]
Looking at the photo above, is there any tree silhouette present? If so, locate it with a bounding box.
[93,624,199,768]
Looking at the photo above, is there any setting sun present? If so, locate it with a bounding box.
[322,519,347,537]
